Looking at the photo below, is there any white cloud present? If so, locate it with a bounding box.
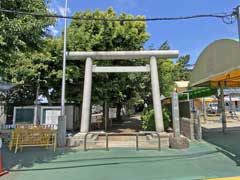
[48,25,59,37]
[48,0,71,16]
[48,7,58,14]
[58,6,71,16]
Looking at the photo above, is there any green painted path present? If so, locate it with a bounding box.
[2,131,240,180]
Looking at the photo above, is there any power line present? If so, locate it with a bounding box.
[0,8,236,24]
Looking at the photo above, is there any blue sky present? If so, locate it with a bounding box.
[49,0,239,64]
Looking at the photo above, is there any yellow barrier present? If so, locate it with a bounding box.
[8,125,57,153]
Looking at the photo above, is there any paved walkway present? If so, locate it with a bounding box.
[2,118,240,180]
[202,118,240,132]
[2,139,240,180]
[108,114,141,133]
[203,129,240,166]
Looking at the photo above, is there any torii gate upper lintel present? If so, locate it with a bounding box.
[66,50,179,133]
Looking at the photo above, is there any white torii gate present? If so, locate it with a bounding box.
[67,50,179,133]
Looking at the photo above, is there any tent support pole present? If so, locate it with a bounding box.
[220,86,226,133]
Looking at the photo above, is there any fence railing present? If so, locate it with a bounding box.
[1,124,58,130]
[84,131,161,151]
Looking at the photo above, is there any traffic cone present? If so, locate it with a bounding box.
[0,152,8,176]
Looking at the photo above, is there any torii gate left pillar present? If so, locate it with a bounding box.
[80,57,93,132]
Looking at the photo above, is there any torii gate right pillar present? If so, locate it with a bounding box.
[150,56,164,132]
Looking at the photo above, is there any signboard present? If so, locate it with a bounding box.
[13,106,35,125]
[109,108,117,119]
[45,109,61,125]
[41,107,61,125]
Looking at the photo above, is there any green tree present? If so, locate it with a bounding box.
[141,106,170,131]
[158,59,175,96]
[51,8,150,118]
[0,0,55,104]
[174,55,192,81]
[157,42,192,96]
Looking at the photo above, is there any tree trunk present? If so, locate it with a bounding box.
[122,104,128,121]
[103,102,105,127]
[116,103,122,121]
[45,92,53,106]
[104,101,109,131]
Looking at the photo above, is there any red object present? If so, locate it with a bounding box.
[0,153,8,176]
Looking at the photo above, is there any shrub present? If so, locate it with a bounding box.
[141,107,170,131]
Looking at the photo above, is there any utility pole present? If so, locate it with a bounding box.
[58,0,68,147]
[34,72,40,125]
[61,0,68,116]
[235,5,240,42]
[220,86,226,133]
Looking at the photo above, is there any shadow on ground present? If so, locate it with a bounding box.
[203,126,240,166]
[109,117,141,133]
[2,145,75,170]
[7,150,219,172]
[2,140,240,180]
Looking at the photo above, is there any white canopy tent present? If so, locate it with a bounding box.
[190,39,240,88]
[190,39,240,132]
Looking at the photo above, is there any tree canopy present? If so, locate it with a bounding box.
[0,4,192,109]
[56,8,150,107]
[0,0,55,104]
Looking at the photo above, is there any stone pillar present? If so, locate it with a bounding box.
[172,92,180,137]
[195,110,202,140]
[220,86,226,133]
[80,57,93,133]
[57,115,66,147]
[150,56,164,132]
